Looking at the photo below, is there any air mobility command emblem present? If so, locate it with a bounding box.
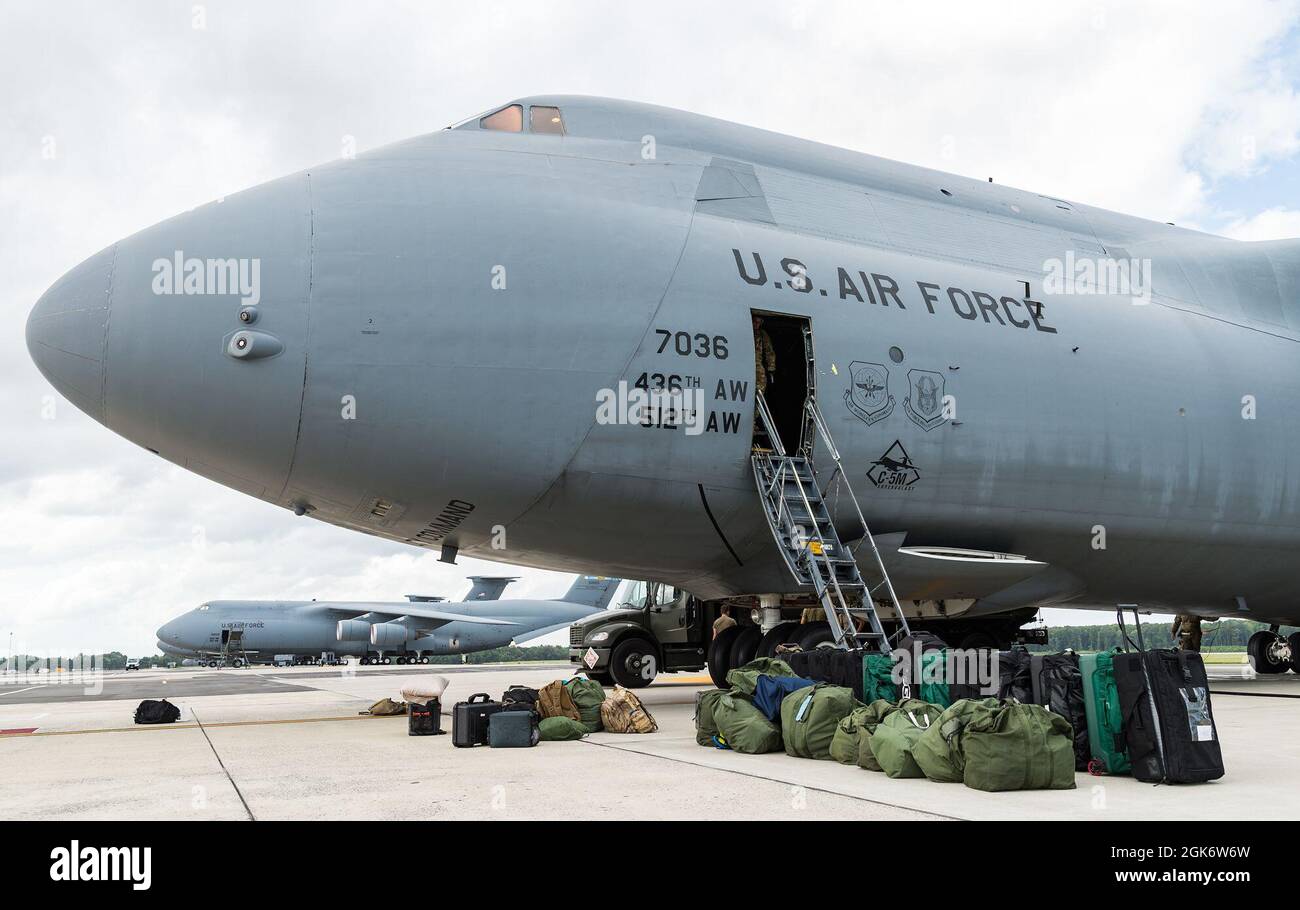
[904,369,946,431]
[845,361,894,426]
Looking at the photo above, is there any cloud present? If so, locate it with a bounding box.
[1220,207,1300,240]
[2,0,1298,652]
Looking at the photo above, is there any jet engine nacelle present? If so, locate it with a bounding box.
[336,620,372,642]
[370,622,411,647]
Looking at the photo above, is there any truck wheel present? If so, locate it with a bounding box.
[1248,631,1289,674]
[729,626,762,672]
[231,658,244,669]
[1289,633,1300,674]
[757,622,799,658]
[609,638,657,689]
[707,625,743,688]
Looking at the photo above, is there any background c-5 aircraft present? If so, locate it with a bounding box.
[156,575,620,665]
[28,95,1300,674]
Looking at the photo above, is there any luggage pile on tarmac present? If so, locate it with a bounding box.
[450,675,657,748]
[695,611,1225,790]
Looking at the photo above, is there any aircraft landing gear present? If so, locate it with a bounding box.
[1247,628,1292,674]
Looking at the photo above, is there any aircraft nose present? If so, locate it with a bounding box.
[26,245,116,423]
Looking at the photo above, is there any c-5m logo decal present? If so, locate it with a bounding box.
[904,369,946,431]
[867,440,920,490]
[844,361,894,426]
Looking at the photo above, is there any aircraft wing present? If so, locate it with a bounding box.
[346,603,518,630]
[510,621,575,645]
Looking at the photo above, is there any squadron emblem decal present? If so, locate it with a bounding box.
[867,440,920,490]
[904,369,946,431]
[844,361,895,426]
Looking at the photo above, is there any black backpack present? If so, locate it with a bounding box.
[1029,650,1090,771]
[134,699,181,725]
[501,686,540,714]
[1113,609,1225,784]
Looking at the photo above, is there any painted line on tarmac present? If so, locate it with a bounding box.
[0,713,406,737]
[577,738,957,821]
[1209,689,1300,699]
[192,709,255,822]
[0,686,45,698]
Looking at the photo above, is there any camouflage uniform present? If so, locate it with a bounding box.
[754,328,776,396]
[1171,614,1203,652]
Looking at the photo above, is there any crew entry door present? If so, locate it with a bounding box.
[750,311,815,456]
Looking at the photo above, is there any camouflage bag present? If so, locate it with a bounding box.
[536,680,581,721]
[361,698,407,716]
[600,685,658,733]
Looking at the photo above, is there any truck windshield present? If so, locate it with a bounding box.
[621,581,678,610]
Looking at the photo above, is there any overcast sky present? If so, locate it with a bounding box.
[2,1,1298,657]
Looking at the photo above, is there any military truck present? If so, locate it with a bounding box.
[569,581,718,688]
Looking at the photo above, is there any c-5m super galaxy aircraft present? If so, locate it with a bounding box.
[27,96,1300,679]
[156,575,620,665]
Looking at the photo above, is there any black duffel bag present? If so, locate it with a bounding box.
[998,647,1034,702]
[1030,650,1090,771]
[134,699,181,725]
[1114,609,1225,784]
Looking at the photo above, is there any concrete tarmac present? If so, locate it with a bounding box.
[0,661,1295,820]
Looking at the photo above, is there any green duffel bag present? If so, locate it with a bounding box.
[714,693,783,754]
[913,697,1001,782]
[872,700,944,778]
[1081,649,1131,775]
[781,684,859,760]
[726,657,798,696]
[962,701,1077,791]
[538,716,590,741]
[695,688,729,746]
[854,699,900,771]
[863,653,900,703]
[830,699,894,765]
[565,676,607,731]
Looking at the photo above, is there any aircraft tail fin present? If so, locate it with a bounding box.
[555,575,622,610]
[463,576,519,602]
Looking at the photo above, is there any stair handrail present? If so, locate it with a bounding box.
[803,395,913,640]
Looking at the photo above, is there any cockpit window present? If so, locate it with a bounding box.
[530,105,565,135]
[198,604,210,611]
[480,104,523,133]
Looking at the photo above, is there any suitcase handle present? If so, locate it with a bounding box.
[1116,605,1146,652]
[468,693,492,703]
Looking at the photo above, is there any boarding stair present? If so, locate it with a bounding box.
[752,391,912,652]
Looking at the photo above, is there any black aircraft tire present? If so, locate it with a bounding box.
[608,637,658,689]
[757,622,800,659]
[708,626,743,689]
[729,626,763,672]
[1289,633,1300,674]
[793,622,836,650]
[1248,631,1288,674]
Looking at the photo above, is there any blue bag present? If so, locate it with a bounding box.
[752,674,815,722]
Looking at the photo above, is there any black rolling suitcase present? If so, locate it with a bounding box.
[452,693,502,747]
[1114,609,1225,783]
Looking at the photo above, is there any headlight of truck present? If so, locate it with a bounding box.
[589,631,610,643]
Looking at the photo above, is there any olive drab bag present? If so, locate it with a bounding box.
[725,657,798,696]
[361,697,407,716]
[565,676,607,732]
[536,680,581,721]
[713,693,782,753]
[960,701,1077,791]
[1080,649,1131,775]
[599,685,658,734]
[695,688,728,746]
[912,697,1001,783]
[853,699,900,772]
[539,716,590,741]
[780,684,859,760]
[829,703,878,764]
[871,701,944,778]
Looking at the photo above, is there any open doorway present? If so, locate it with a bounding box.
[751,311,813,455]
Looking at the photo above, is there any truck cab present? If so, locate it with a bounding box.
[569,581,717,688]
